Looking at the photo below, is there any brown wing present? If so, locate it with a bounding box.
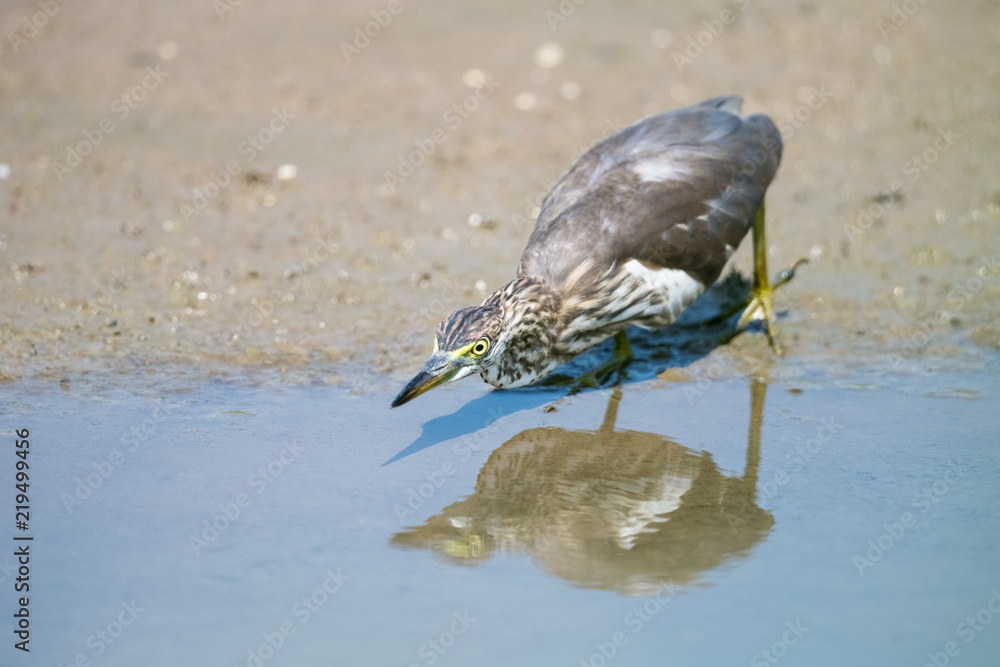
[518,96,782,289]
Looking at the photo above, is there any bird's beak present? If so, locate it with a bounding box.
[391,352,471,408]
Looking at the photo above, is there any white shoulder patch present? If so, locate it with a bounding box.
[631,156,691,183]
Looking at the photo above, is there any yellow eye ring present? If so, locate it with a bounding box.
[471,338,490,356]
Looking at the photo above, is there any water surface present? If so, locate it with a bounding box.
[3,365,998,666]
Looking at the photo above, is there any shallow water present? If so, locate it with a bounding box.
[3,364,998,667]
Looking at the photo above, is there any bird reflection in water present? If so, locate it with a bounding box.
[391,378,774,596]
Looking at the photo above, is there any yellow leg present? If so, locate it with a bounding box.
[735,202,807,355]
[550,330,634,390]
[583,329,633,386]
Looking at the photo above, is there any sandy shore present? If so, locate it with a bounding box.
[2,0,998,389]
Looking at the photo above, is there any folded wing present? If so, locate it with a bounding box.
[519,96,782,289]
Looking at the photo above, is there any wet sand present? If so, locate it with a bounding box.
[1,0,998,389]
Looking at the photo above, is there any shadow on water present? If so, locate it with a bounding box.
[384,272,755,465]
[390,378,774,596]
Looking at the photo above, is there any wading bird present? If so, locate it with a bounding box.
[392,96,803,408]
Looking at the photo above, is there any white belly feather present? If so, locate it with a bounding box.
[618,259,704,328]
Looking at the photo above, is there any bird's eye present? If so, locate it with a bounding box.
[471,338,490,356]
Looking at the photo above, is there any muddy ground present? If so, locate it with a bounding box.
[1,0,998,390]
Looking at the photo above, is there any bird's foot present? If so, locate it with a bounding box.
[734,258,807,355]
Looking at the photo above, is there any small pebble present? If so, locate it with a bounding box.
[560,81,582,101]
[462,69,488,88]
[650,29,673,49]
[514,92,537,111]
[533,42,564,69]
[158,40,178,60]
[529,69,551,86]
